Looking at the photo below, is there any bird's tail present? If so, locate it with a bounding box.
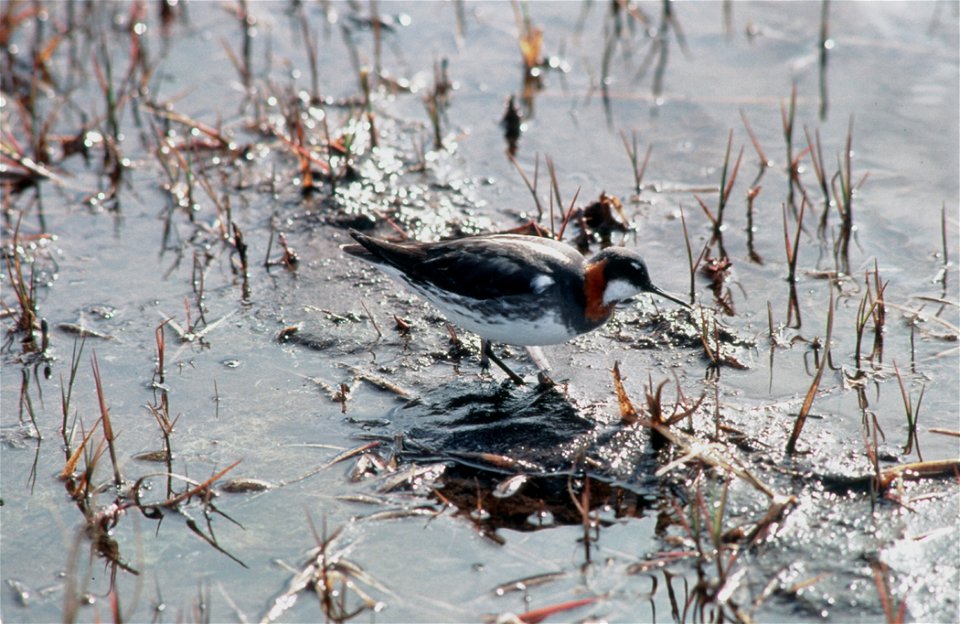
[341,230,424,270]
[340,230,378,260]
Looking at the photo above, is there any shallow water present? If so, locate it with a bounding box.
[2,2,958,622]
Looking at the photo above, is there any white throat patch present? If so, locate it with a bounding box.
[602,278,641,305]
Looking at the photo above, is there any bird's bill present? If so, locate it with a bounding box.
[648,284,691,309]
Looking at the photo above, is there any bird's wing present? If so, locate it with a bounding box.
[347,232,583,300]
[413,236,580,300]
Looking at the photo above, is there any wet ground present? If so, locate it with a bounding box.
[2,1,959,622]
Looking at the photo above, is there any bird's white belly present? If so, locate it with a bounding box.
[376,267,580,346]
[440,303,576,346]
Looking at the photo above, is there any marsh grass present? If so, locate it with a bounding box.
[786,286,834,454]
[621,129,653,199]
[694,129,743,255]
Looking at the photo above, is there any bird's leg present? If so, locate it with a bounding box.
[525,346,555,387]
[482,340,525,385]
[525,346,551,372]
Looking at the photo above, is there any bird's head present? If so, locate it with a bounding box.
[590,247,690,308]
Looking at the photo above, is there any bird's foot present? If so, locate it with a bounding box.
[535,370,555,388]
[525,346,555,388]
[479,340,490,370]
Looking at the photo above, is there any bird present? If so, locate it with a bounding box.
[343,230,689,384]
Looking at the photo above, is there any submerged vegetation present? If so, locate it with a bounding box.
[2,1,958,622]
